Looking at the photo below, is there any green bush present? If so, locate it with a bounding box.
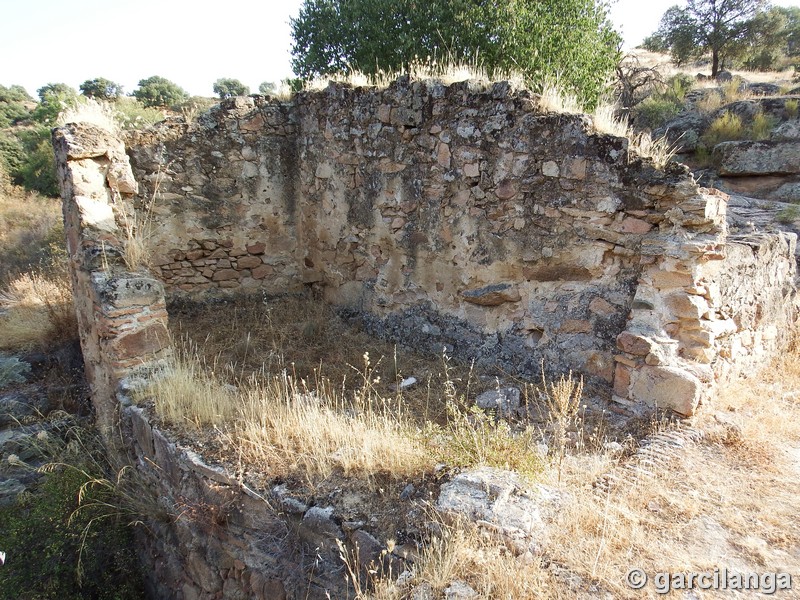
[0,131,25,176]
[133,76,189,108]
[113,97,166,130]
[31,83,79,126]
[785,99,798,119]
[750,110,777,140]
[0,84,33,128]
[14,127,59,197]
[212,78,250,99]
[701,111,744,146]
[633,96,683,130]
[0,463,145,599]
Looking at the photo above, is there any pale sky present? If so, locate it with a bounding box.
[1,0,798,98]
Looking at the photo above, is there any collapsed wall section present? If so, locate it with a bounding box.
[126,79,797,415]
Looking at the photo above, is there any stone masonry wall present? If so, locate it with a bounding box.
[125,77,798,415]
[53,123,172,438]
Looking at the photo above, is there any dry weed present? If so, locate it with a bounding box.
[235,367,431,482]
[538,80,583,114]
[138,345,237,428]
[0,270,75,350]
[57,98,120,135]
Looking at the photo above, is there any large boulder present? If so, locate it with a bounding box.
[714,140,800,176]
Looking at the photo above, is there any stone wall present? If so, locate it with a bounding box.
[126,78,798,415]
[54,79,799,600]
[53,123,172,438]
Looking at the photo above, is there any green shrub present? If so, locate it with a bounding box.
[113,97,165,130]
[785,99,798,119]
[0,84,33,128]
[633,96,683,130]
[0,461,145,599]
[133,76,189,108]
[0,356,31,387]
[777,204,800,224]
[701,111,744,146]
[14,127,59,197]
[0,131,25,176]
[750,110,777,140]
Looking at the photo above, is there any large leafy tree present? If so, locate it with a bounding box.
[738,6,800,70]
[212,78,250,99]
[645,0,766,77]
[0,85,33,127]
[290,0,621,108]
[133,76,189,108]
[31,83,79,125]
[79,77,124,100]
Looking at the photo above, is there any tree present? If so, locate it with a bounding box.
[212,78,250,99]
[649,0,766,77]
[738,6,800,70]
[258,81,276,95]
[290,0,621,108]
[31,83,79,125]
[133,76,189,108]
[79,77,123,100]
[0,85,33,127]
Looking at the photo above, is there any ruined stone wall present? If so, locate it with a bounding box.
[53,123,172,437]
[127,103,301,296]
[123,78,798,414]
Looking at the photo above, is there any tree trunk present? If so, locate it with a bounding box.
[712,49,720,78]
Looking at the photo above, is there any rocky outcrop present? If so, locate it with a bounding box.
[715,140,800,176]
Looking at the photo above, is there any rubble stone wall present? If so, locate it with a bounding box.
[124,78,798,414]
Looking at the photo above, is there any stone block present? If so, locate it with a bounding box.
[98,275,165,310]
[665,293,709,320]
[542,161,559,177]
[110,322,170,361]
[629,366,702,416]
[461,284,521,306]
[616,332,655,356]
[246,241,266,254]
[213,269,240,281]
[252,265,274,279]
[236,256,262,269]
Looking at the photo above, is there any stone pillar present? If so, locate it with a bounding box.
[53,123,171,442]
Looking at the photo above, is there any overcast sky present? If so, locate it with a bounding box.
[2,0,798,98]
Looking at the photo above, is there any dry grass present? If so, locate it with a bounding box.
[0,172,64,282]
[235,368,431,481]
[592,102,679,167]
[142,346,237,428]
[304,57,524,94]
[326,339,800,599]
[0,270,75,351]
[115,196,155,272]
[538,80,583,114]
[56,98,120,135]
[162,296,800,597]
[139,345,432,483]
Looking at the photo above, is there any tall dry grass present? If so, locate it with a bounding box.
[0,270,75,351]
[139,346,433,483]
[0,171,64,282]
[235,369,430,481]
[592,101,679,167]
